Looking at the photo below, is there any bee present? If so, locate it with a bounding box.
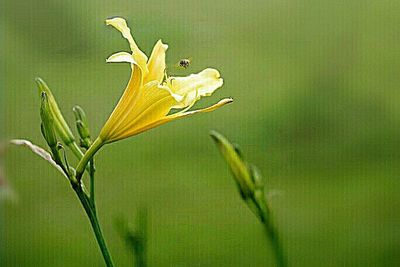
[176,58,192,69]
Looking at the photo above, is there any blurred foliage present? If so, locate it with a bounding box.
[115,208,148,267]
[1,0,400,266]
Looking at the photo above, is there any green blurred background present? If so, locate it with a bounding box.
[2,0,400,266]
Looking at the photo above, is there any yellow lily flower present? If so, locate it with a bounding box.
[99,17,232,144]
[75,17,232,179]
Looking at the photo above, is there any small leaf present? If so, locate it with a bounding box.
[9,139,68,179]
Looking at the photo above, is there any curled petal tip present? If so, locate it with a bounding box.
[106,52,136,64]
[158,39,168,49]
[105,17,124,25]
[224,97,233,103]
[216,98,233,106]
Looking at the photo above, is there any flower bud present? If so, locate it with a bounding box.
[73,106,92,148]
[35,78,83,159]
[210,130,273,223]
[40,92,65,169]
[73,105,88,125]
[210,130,255,198]
[36,78,75,145]
[76,120,90,139]
[40,92,57,148]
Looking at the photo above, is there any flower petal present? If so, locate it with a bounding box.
[127,98,233,137]
[144,40,168,84]
[166,68,224,109]
[99,63,143,141]
[172,98,233,117]
[109,82,176,141]
[106,17,148,74]
[106,51,136,64]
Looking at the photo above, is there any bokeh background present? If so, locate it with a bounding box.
[1,0,400,266]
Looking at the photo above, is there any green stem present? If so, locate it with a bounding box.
[89,158,96,211]
[76,137,104,181]
[133,245,146,267]
[253,192,286,267]
[133,209,147,267]
[262,211,286,267]
[74,184,114,267]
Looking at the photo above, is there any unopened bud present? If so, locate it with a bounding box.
[39,92,67,170]
[73,106,92,148]
[76,120,90,140]
[36,78,75,145]
[40,92,57,148]
[35,78,83,159]
[72,105,88,125]
[209,130,255,198]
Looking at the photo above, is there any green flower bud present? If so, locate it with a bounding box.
[76,120,90,140]
[35,78,83,159]
[73,106,92,148]
[40,92,57,148]
[210,130,255,198]
[40,92,66,170]
[77,121,92,148]
[36,78,74,145]
[73,105,88,126]
[210,131,284,266]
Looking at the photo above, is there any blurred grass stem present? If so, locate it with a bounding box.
[255,191,286,267]
[262,213,286,267]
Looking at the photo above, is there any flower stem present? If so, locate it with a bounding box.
[89,158,96,211]
[73,137,112,265]
[74,184,114,267]
[254,193,286,267]
[263,218,286,267]
[76,137,103,181]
